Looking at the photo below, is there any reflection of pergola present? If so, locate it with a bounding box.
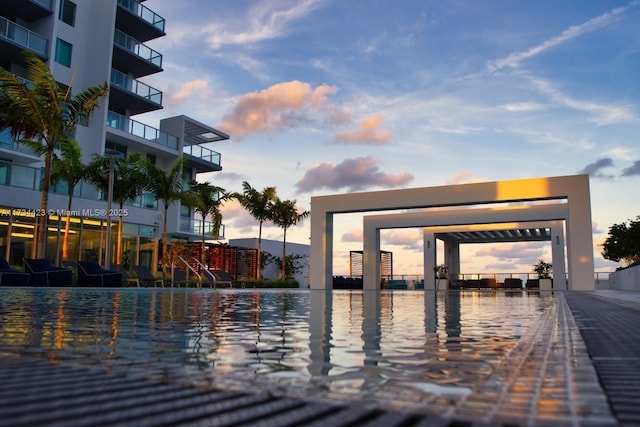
[310,174,594,291]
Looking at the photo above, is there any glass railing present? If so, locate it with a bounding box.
[32,0,52,9]
[0,159,158,210]
[106,111,178,150]
[183,144,221,168]
[117,0,165,32]
[110,69,162,105]
[113,29,162,68]
[0,130,39,156]
[180,218,225,238]
[0,16,48,56]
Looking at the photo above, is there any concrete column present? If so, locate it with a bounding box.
[362,221,380,290]
[566,177,595,290]
[550,221,567,290]
[423,230,436,290]
[310,209,333,290]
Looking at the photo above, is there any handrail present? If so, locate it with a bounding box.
[190,257,217,288]
[117,0,166,32]
[0,16,48,56]
[113,29,162,68]
[171,256,201,288]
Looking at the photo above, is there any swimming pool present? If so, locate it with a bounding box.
[0,288,556,416]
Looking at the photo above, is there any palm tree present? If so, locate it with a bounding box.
[182,181,230,267]
[271,197,309,280]
[50,138,86,264]
[0,51,109,257]
[86,153,147,265]
[235,181,276,280]
[145,158,187,278]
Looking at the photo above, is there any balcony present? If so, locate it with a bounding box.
[106,111,179,154]
[180,218,226,238]
[182,144,222,173]
[116,0,165,42]
[0,0,52,23]
[0,129,42,164]
[112,29,162,78]
[0,16,48,64]
[109,68,162,115]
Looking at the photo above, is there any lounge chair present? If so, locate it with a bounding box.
[211,269,233,288]
[133,265,164,287]
[0,257,29,286]
[113,264,139,287]
[172,268,188,287]
[23,258,73,286]
[77,261,123,287]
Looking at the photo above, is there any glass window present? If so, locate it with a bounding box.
[55,38,72,67]
[59,0,76,26]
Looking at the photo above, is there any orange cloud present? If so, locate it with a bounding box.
[218,80,340,137]
[166,80,212,105]
[334,113,392,144]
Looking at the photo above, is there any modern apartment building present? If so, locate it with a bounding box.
[0,0,229,269]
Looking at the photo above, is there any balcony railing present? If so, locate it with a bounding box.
[110,68,162,105]
[0,130,39,156]
[0,16,48,56]
[107,111,178,150]
[117,0,165,32]
[0,159,158,210]
[113,29,162,68]
[183,144,221,167]
[32,0,52,8]
[180,218,225,238]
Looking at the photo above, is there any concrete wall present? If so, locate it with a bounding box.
[230,238,310,288]
[609,265,640,291]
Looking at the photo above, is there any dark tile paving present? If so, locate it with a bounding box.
[564,291,640,427]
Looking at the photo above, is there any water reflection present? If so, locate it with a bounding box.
[0,288,554,406]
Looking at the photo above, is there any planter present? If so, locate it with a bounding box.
[436,278,448,290]
[539,278,552,290]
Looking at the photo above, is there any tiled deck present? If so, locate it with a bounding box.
[0,291,638,426]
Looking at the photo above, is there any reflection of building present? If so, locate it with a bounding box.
[0,1,228,268]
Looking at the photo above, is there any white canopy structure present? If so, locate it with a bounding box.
[310,174,594,291]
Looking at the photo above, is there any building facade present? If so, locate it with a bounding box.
[0,0,228,269]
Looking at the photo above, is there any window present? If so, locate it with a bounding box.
[59,0,76,26]
[55,38,72,67]
[105,142,127,157]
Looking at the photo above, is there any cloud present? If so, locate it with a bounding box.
[341,229,362,243]
[578,157,615,180]
[165,80,213,106]
[527,76,634,125]
[217,80,343,137]
[488,2,636,72]
[199,0,327,49]
[295,157,414,193]
[381,229,423,251]
[499,102,545,112]
[333,113,393,144]
[445,172,487,185]
[622,160,640,177]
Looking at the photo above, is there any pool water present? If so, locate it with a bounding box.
[0,288,555,413]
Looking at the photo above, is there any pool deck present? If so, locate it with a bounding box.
[1,290,639,426]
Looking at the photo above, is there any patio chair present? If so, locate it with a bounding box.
[211,269,233,288]
[172,268,188,287]
[0,257,29,286]
[113,264,139,288]
[23,258,73,286]
[133,265,164,287]
[76,261,123,287]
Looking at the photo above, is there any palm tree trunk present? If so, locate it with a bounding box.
[161,204,169,278]
[281,227,288,280]
[257,220,263,280]
[116,200,124,264]
[36,148,54,258]
[200,213,206,267]
[62,194,73,261]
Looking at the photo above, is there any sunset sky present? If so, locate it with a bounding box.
[140,0,640,277]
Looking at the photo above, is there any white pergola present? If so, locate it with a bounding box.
[310,174,594,291]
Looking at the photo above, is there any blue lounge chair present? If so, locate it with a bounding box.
[23,258,73,286]
[0,257,29,286]
[211,269,233,288]
[77,261,123,287]
[133,265,164,287]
